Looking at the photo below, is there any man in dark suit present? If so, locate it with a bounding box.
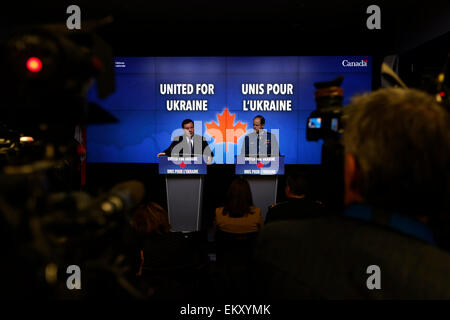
[265,172,326,224]
[252,88,450,299]
[158,119,213,163]
[240,115,280,156]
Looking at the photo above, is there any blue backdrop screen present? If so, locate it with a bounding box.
[87,56,372,164]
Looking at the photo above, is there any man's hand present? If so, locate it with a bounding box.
[206,156,212,165]
[157,152,166,157]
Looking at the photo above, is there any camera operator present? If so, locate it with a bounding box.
[252,88,450,299]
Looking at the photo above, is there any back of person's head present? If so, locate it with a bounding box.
[286,172,309,197]
[132,202,170,235]
[342,88,450,216]
[223,177,254,218]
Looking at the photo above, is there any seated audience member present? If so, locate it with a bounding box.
[252,88,450,299]
[214,177,263,234]
[265,172,326,224]
[131,202,203,274]
[214,177,263,298]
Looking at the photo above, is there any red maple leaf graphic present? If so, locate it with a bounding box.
[256,162,264,168]
[179,162,186,168]
[205,108,247,152]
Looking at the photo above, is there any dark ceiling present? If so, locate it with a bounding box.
[3,0,450,55]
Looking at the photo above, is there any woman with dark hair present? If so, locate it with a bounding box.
[129,201,205,299]
[131,202,202,275]
[132,202,171,235]
[214,177,263,234]
[213,178,263,298]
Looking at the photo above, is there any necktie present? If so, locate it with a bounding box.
[190,138,194,154]
[256,133,260,155]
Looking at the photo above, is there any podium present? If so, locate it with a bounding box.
[235,155,285,220]
[159,156,207,232]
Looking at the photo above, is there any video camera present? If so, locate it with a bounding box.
[306,75,345,142]
[305,76,346,212]
[2,26,115,126]
[0,25,146,298]
[0,25,117,190]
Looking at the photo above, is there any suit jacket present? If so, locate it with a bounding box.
[252,215,450,299]
[265,197,326,224]
[240,130,280,156]
[163,134,213,157]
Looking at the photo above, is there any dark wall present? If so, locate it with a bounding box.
[398,32,450,92]
[5,1,449,56]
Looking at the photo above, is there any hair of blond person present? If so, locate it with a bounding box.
[342,88,450,215]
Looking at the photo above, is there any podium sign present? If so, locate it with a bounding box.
[158,156,207,175]
[235,156,285,175]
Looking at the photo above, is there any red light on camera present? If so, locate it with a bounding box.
[26,57,42,72]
